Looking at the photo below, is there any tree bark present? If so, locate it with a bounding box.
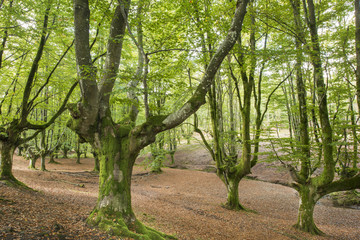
[92,150,100,172]
[40,154,46,171]
[29,157,37,169]
[0,142,15,181]
[294,185,323,235]
[40,131,47,171]
[224,175,245,210]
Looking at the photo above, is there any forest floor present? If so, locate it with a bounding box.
[1,144,360,240]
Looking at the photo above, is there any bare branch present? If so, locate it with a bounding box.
[92,51,107,63]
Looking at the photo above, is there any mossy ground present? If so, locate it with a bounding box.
[87,210,176,240]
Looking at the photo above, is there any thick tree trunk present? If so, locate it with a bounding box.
[0,142,16,181]
[48,153,57,164]
[87,130,169,239]
[88,141,134,232]
[29,157,37,169]
[224,176,245,210]
[76,153,81,164]
[294,186,322,235]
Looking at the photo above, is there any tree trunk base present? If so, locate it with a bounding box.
[293,223,324,235]
[150,168,163,174]
[0,176,30,189]
[48,159,60,164]
[87,209,176,240]
[222,202,256,213]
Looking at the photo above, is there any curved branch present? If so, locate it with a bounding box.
[26,80,78,130]
[131,0,250,151]
[260,68,295,124]
[160,0,250,131]
[28,39,75,111]
[318,173,360,197]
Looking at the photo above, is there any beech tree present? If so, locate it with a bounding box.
[68,0,250,238]
[0,0,76,184]
[265,0,360,234]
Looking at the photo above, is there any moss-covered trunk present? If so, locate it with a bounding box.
[48,153,57,164]
[88,135,134,228]
[224,176,244,210]
[93,151,100,172]
[294,186,322,235]
[86,125,170,239]
[40,153,46,171]
[0,142,16,181]
[29,157,37,169]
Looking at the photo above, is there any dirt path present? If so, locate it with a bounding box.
[0,153,359,239]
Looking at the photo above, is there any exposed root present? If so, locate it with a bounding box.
[222,202,257,213]
[0,176,31,190]
[87,210,176,240]
[293,223,324,236]
[48,160,60,164]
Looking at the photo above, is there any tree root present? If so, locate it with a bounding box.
[48,160,61,164]
[0,175,31,190]
[87,210,176,240]
[293,223,324,236]
[222,202,257,213]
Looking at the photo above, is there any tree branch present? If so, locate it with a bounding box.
[20,3,51,123]
[28,39,75,111]
[98,0,130,112]
[318,173,360,197]
[160,0,250,131]
[131,0,250,151]
[260,68,295,124]
[26,80,78,130]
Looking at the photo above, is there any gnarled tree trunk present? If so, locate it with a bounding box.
[223,173,245,210]
[0,142,16,181]
[294,185,322,235]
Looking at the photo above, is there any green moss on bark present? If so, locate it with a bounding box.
[0,142,16,180]
[88,130,175,239]
[294,186,323,235]
[87,209,176,240]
